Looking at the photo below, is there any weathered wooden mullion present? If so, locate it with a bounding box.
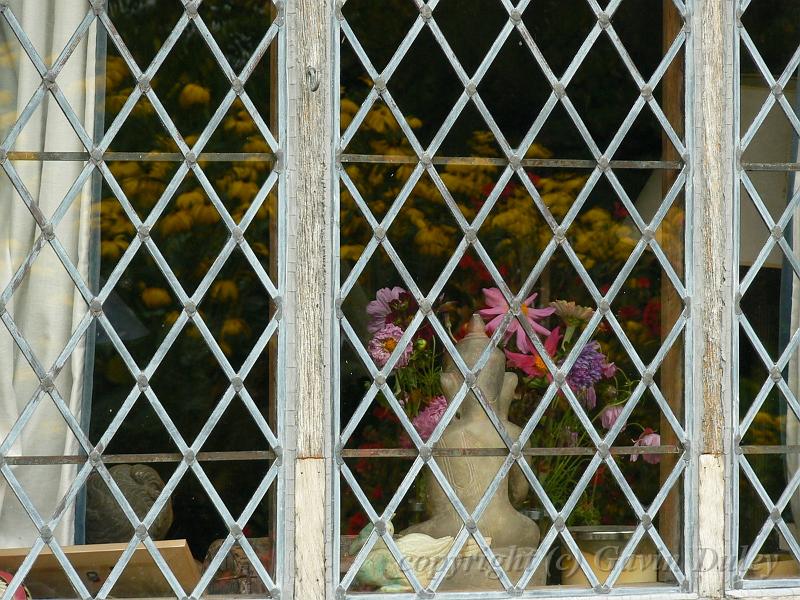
[286,0,333,599]
[692,0,734,597]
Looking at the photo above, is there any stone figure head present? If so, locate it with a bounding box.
[440,314,509,413]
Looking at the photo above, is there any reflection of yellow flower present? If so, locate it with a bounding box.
[179,83,211,108]
[132,98,155,117]
[414,225,455,256]
[341,98,360,129]
[101,239,129,260]
[223,102,257,135]
[749,412,783,445]
[164,310,180,327]
[176,189,205,209]
[159,210,193,235]
[109,162,141,179]
[210,280,239,302]
[148,161,173,181]
[104,355,130,385]
[340,244,364,261]
[570,207,636,269]
[221,318,249,337]
[243,138,270,154]
[141,287,172,308]
[227,180,259,204]
[191,203,221,225]
[364,104,398,134]
[105,56,129,91]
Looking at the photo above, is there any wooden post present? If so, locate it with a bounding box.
[658,0,684,582]
[692,0,733,596]
[286,1,333,598]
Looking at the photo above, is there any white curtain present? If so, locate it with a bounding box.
[0,1,96,547]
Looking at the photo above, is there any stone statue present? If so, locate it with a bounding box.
[401,314,539,549]
[86,464,173,544]
[352,521,484,592]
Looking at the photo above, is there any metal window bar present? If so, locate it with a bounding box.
[333,0,692,597]
[0,0,286,598]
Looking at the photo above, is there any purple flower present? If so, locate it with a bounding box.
[411,396,448,442]
[631,428,661,464]
[564,341,608,408]
[600,405,625,430]
[367,287,408,334]
[367,324,412,368]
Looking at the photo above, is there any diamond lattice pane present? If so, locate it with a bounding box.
[735,0,800,586]
[0,1,284,597]
[336,0,689,594]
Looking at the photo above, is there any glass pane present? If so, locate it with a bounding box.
[336,1,688,594]
[736,0,800,585]
[0,2,283,598]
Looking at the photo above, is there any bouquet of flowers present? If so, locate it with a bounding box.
[362,285,662,526]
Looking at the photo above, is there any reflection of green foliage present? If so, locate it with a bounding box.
[90,0,277,560]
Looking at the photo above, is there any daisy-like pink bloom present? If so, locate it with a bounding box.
[600,405,625,430]
[504,327,561,378]
[367,323,412,368]
[399,395,449,448]
[630,428,661,464]
[479,288,555,353]
[413,395,448,442]
[367,286,410,334]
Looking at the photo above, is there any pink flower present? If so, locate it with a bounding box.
[479,288,555,353]
[600,405,625,430]
[412,396,448,442]
[631,428,661,464]
[367,324,412,368]
[563,428,579,447]
[367,287,408,334]
[584,386,597,410]
[504,327,561,378]
[603,361,617,378]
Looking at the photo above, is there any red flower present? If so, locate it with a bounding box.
[617,305,640,321]
[370,485,384,500]
[613,200,629,219]
[642,298,661,337]
[505,327,561,377]
[372,405,395,421]
[347,512,368,534]
[592,465,607,486]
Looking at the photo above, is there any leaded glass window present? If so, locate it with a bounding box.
[0,1,284,597]
[333,0,691,595]
[733,0,800,589]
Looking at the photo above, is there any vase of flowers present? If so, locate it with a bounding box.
[361,285,663,529]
